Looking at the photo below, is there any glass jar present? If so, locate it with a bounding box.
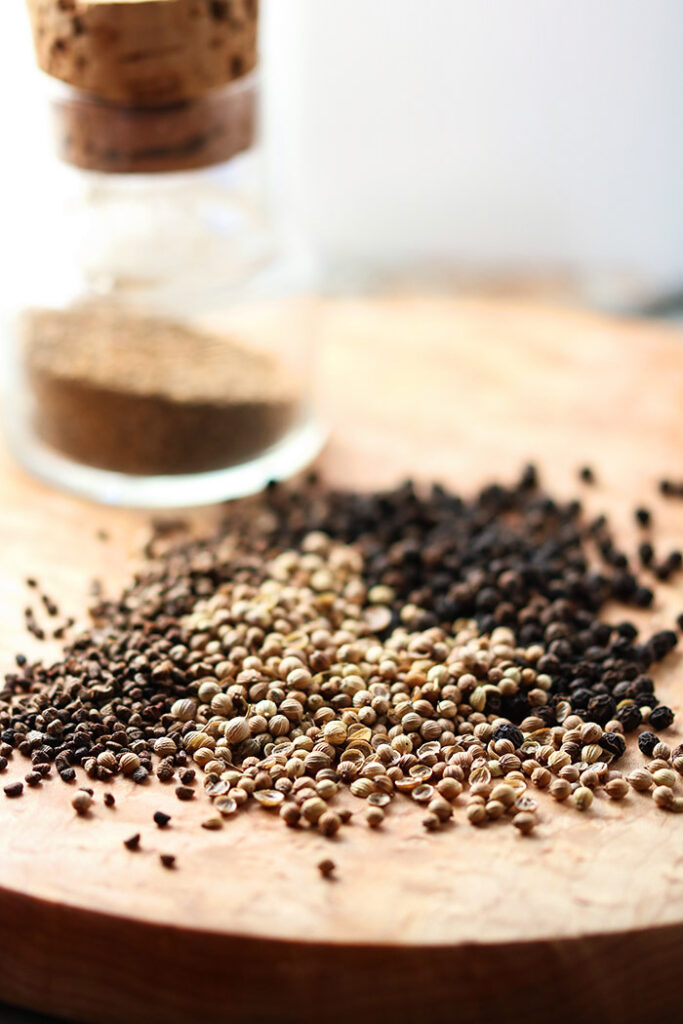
[1,4,323,507]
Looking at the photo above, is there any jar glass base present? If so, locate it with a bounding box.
[5,417,326,509]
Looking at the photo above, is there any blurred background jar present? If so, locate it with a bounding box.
[0,0,323,508]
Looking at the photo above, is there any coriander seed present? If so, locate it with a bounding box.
[549,779,571,801]
[572,787,594,812]
[318,810,342,836]
[512,811,536,835]
[71,790,93,816]
[280,803,301,827]
[605,778,629,801]
[627,769,653,792]
[652,768,677,788]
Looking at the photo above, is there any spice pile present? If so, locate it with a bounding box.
[1,468,682,862]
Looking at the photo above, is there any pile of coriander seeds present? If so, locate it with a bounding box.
[2,467,682,855]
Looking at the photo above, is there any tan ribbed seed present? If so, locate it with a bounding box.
[652,768,677,788]
[572,787,594,811]
[605,778,629,801]
[119,753,141,776]
[224,717,250,745]
[627,769,653,792]
[171,698,197,722]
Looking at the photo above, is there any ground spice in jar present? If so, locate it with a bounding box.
[1,467,682,848]
[24,305,300,475]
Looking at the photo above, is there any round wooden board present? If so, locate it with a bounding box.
[0,297,682,1024]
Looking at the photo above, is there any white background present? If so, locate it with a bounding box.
[2,1,682,302]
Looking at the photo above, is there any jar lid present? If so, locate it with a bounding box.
[26,0,259,106]
[49,72,257,173]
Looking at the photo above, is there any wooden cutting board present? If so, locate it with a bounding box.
[0,297,682,1024]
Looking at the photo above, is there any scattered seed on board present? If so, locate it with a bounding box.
[428,797,453,823]
[201,816,223,830]
[466,803,487,826]
[160,854,176,870]
[573,787,594,812]
[652,769,677,789]
[313,810,337,837]
[154,811,171,828]
[317,858,336,879]
[605,778,629,801]
[123,833,141,851]
[628,769,653,792]
[652,786,683,812]
[549,779,571,802]
[281,803,301,828]
[512,812,536,835]
[72,790,93,816]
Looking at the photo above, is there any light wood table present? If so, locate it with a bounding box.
[0,298,681,1024]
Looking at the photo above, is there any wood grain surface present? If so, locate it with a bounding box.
[0,297,682,1024]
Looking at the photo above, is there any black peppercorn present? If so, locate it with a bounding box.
[635,507,651,527]
[633,586,654,608]
[519,463,538,489]
[638,731,658,757]
[646,630,678,661]
[638,541,654,566]
[649,705,675,731]
[615,704,642,732]
[492,722,524,748]
[667,550,682,570]
[586,693,616,725]
[599,732,626,759]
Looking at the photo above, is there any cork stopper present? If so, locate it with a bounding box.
[50,75,256,173]
[26,0,259,106]
[25,0,259,172]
